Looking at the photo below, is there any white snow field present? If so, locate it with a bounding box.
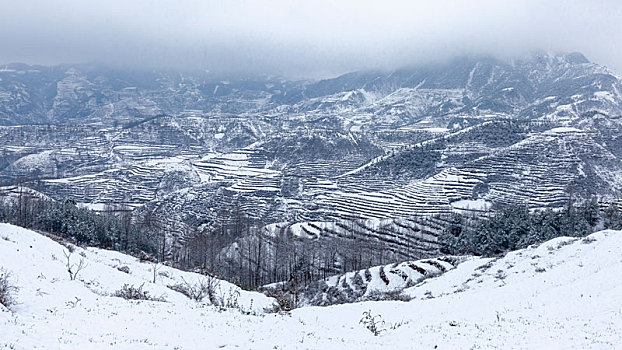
[1,223,621,349]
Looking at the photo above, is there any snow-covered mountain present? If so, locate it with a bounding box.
[1,53,621,126]
[1,52,622,280]
[1,224,621,348]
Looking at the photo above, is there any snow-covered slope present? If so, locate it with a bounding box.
[1,224,621,349]
[0,224,277,348]
[262,256,464,306]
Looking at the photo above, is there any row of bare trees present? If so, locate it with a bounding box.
[2,184,433,291]
[181,216,423,290]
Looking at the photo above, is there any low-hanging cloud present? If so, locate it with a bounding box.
[1,0,621,78]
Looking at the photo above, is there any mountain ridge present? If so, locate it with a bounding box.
[1,52,621,126]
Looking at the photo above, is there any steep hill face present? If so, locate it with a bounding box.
[286,53,622,123]
[344,120,622,212]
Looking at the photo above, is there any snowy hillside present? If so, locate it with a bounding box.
[1,224,621,349]
[262,255,465,306]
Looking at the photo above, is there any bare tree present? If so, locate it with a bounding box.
[64,250,87,281]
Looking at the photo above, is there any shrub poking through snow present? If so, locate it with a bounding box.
[364,269,372,282]
[423,260,447,273]
[168,276,220,303]
[113,283,165,302]
[408,263,427,275]
[167,282,196,300]
[365,289,411,302]
[217,288,240,309]
[360,310,385,336]
[266,288,295,312]
[0,268,18,311]
[378,266,389,285]
[341,276,349,289]
[64,250,86,281]
[352,271,365,291]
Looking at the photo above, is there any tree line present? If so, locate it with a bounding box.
[0,187,159,256]
[3,186,621,293]
[439,198,622,256]
[0,189,396,290]
[182,216,406,291]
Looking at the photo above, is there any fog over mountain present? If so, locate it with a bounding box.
[1,0,621,77]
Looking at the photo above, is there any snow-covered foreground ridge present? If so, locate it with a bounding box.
[1,224,622,349]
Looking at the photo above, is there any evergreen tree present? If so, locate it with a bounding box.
[603,203,622,230]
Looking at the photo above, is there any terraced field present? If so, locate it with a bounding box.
[266,215,453,262]
[3,116,619,260]
[321,122,622,222]
[316,168,484,220]
[2,53,622,270]
[262,255,463,306]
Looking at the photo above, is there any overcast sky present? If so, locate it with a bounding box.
[1,0,621,78]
